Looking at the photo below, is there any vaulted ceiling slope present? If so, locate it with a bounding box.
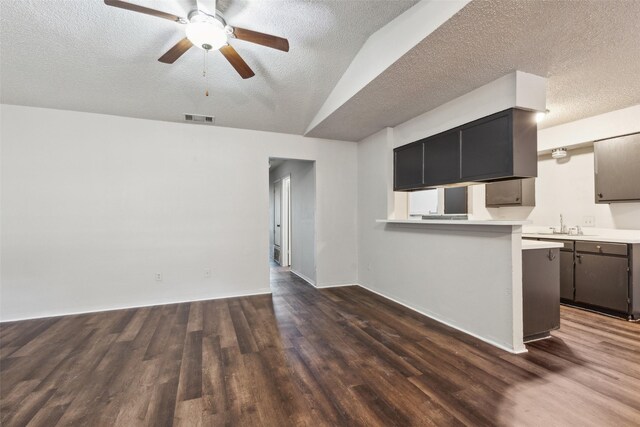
[306,0,640,141]
[0,0,417,135]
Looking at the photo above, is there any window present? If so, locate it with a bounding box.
[408,189,439,217]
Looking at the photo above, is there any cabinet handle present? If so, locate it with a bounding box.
[547,250,556,261]
[598,193,603,198]
[576,254,582,263]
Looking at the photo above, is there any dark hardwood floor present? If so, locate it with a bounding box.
[2,268,640,426]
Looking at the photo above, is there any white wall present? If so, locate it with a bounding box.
[269,160,316,284]
[358,129,524,353]
[470,146,640,230]
[537,104,640,152]
[0,104,358,321]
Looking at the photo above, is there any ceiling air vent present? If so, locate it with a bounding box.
[184,114,215,125]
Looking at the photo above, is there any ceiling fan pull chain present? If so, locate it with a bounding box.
[202,49,206,78]
[203,49,209,97]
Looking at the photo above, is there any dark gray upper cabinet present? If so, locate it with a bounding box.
[460,112,512,180]
[423,131,460,186]
[444,187,468,214]
[394,142,423,190]
[393,108,538,191]
[594,132,640,203]
[485,178,535,207]
[460,109,537,181]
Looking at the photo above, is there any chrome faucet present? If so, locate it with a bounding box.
[553,214,568,234]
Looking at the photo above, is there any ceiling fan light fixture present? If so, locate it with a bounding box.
[185,15,227,51]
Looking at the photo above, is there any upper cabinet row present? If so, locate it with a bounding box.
[594,132,640,203]
[394,108,538,191]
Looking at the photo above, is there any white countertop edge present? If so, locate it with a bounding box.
[523,233,640,244]
[377,219,531,226]
[522,240,563,250]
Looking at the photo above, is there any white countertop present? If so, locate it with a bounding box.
[522,231,640,244]
[522,240,563,250]
[378,219,530,226]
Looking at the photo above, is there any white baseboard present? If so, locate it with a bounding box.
[288,269,355,290]
[0,288,273,323]
[289,269,316,286]
[315,283,357,289]
[356,283,528,355]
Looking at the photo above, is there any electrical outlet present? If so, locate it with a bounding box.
[204,268,211,278]
[583,215,595,227]
[155,273,163,282]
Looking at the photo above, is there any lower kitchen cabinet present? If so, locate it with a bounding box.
[522,247,560,342]
[524,237,639,320]
[575,242,630,313]
[560,249,575,301]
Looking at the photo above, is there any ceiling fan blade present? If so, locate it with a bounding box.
[232,27,289,52]
[219,45,255,79]
[104,0,187,23]
[158,38,193,64]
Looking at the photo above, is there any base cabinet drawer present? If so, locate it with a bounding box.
[575,253,628,312]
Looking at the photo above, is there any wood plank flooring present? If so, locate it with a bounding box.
[2,267,640,426]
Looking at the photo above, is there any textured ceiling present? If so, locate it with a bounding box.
[307,0,640,141]
[0,0,417,135]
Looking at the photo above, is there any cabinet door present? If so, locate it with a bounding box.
[486,180,522,206]
[522,248,560,339]
[594,133,640,203]
[394,143,423,190]
[575,254,628,312]
[460,112,512,181]
[560,251,574,301]
[423,131,460,186]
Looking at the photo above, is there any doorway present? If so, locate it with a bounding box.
[269,158,316,285]
[273,175,291,267]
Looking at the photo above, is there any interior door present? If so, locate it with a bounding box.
[274,183,281,248]
[281,177,291,267]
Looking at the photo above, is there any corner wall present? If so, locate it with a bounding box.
[0,105,358,321]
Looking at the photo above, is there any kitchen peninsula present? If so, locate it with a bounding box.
[375,218,532,353]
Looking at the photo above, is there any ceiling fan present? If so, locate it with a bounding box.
[104,0,289,79]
